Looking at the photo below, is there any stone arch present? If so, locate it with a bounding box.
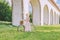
[56,14,59,24]
[50,9,53,25]
[43,5,49,25]
[30,0,41,25]
[53,12,56,24]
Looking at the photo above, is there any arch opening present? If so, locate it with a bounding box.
[12,0,41,26]
[53,12,56,24]
[43,5,49,25]
[30,0,41,25]
[29,3,32,23]
[50,9,53,25]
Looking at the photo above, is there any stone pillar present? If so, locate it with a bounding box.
[59,16,60,24]
[12,0,23,26]
[56,14,58,24]
[23,0,31,32]
[50,10,53,25]
[55,13,56,24]
[53,12,54,25]
[53,12,56,25]
[32,4,41,26]
[48,10,50,25]
[32,7,41,25]
[57,14,59,24]
[41,8,44,26]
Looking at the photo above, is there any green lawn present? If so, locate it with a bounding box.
[0,23,60,40]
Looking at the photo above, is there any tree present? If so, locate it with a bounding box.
[0,1,12,22]
[29,13,32,23]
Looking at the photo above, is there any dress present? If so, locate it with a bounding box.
[24,15,31,32]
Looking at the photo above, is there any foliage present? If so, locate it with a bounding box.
[0,1,12,22]
[29,13,32,23]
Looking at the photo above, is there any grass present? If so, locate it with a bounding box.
[34,25,60,31]
[0,22,60,40]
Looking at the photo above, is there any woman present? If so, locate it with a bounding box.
[24,13,31,32]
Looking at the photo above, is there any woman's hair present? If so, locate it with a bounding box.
[20,20,23,25]
[26,13,29,17]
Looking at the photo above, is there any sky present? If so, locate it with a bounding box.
[6,0,11,6]
[55,0,60,8]
[55,0,60,4]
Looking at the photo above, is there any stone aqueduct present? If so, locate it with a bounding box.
[12,0,60,26]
